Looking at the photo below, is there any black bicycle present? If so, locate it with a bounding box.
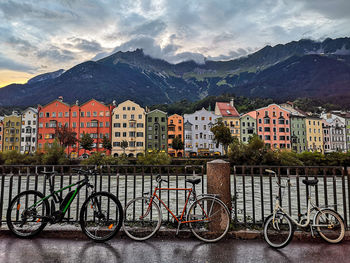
[6,168,123,242]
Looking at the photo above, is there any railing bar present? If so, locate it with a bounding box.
[251,167,255,224]
[333,168,338,212]
[242,166,246,225]
[341,167,347,228]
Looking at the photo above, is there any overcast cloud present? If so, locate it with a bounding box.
[0,0,349,79]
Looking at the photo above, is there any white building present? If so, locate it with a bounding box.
[184,108,223,156]
[320,113,347,152]
[21,107,38,154]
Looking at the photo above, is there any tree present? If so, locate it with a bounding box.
[55,126,78,148]
[42,140,69,165]
[120,140,128,155]
[171,135,184,157]
[210,120,234,155]
[80,132,94,153]
[102,136,112,152]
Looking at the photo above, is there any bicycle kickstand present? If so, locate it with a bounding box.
[176,221,182,236]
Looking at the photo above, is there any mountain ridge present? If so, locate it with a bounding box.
[0,37,350,107]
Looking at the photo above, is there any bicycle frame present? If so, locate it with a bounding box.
[145,186,210,224]
[29,175,92,220]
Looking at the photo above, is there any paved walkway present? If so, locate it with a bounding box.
[0,236,349,263]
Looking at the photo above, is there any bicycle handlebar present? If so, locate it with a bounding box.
[72,168,98,176]
[155,174,168,183]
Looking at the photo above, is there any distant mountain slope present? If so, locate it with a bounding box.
[0,37,349,107]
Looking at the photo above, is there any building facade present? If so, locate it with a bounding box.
[77,99,113,157]
[184,108,223,156]
[256,104,291,150]
[38,97,113,157]
[321,113,347,152]
[20,107,38,154]
[111,100,145,157]
[290,115,307,153]
[145,109,168,152]
[3,111,22,152]
[322,120,331,153]
[240,111,256,143]
[214,100,240,139]
[305,116,324,153]
[167,114,184,157]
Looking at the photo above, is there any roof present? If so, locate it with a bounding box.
[216,102,239,117]
[241,111,257,119]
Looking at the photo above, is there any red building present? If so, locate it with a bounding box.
[38,97,114,158]
[256,104,291,150]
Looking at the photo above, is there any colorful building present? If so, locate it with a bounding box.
[20,107,38,154]
[322,120,331,153]
[145,109,168,152]
[3,111,22,152]
[38,97,71,153]
[38,97,113,158]
[167,114,184,157]
[240,111,256,143]
[320,113,346,152]
[256,104,291,150]
[0,117,3,152]
[214,99,240,139]
[111,100,145,157]
[184,108,223,156]
[305,116,324,153]
[77,99,113,157]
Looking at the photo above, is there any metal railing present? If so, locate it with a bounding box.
[231,166,349,229]
[0,165,349,230]
[0,165,205,226]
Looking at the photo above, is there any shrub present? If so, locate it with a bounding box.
[41,140,69,165]
[137,151,171,166]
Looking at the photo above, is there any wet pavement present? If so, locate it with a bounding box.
[0,236,349,263]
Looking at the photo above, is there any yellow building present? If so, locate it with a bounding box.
[3,111,22,152]
[305,116,323,153]
[111,100,146,157]
[214,99,240,139]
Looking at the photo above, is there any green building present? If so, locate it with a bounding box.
[290,114,307,153]
[240,111,257,143]
[146,109,168,152]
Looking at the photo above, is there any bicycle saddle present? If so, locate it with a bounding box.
[302,179,318,186]
[186,178,201,185]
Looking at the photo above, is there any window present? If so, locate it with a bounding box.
[114,123,120,128]
[39,112,43,117]
[161,117,165,122]
[46,112,50,117]
[73,112,77,117]
[93,112,97,117]
[86,111,91,117]
[115,114,119,119]
[80,122,84,128]
[148,117,152,122]
[138,114,142,119]
[137,123,144,128]
[52,112,56,117]
[123,123,127,128]
[131,114,135,119]
[115,132,120,137]
[81,112,84,117]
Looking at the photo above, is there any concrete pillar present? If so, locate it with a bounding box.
[207,159,231,231]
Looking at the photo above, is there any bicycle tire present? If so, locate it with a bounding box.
[6,190,50,238]
[123,197,162,241]
[187,197,230,242]
[315,209,345,244]
[263,213,294,249]
[80,191,123,242]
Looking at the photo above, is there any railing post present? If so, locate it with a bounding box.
[207,159,231,231]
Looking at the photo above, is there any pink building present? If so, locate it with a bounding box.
[256,104,291,150]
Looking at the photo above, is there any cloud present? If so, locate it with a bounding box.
[36,46,76,63]
[0,53,36,72]
[64,37,103,53]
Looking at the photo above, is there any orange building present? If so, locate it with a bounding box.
[167,114,184,157]
[256,104,291,150]
[38,97,114,158]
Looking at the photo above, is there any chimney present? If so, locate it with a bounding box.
[327,113,331,119]
[58,96,63,102]
[230,98,234,107]
[76,100,79,105]
[112,100,116,106]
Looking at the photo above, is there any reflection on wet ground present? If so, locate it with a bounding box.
[0,235,349,263]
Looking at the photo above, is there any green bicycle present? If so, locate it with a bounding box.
[6,168,123,242]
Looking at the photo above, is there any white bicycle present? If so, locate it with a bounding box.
[263,169,345,249]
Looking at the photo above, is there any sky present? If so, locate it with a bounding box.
[0,0,349,87]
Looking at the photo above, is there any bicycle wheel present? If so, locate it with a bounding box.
[6,190,50,238]
[80,191,123,242]
[315,209,345,243]
[187,197,230,242]
[264,213,294,249]
[123,197,161,241]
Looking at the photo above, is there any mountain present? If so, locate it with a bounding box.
[0,37,350,107]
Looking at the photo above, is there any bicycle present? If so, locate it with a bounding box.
[123,174,230,242]
[263,169,345,249]
[6,168,123,242]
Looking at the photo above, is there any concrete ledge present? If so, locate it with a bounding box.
[1,226,350,242]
